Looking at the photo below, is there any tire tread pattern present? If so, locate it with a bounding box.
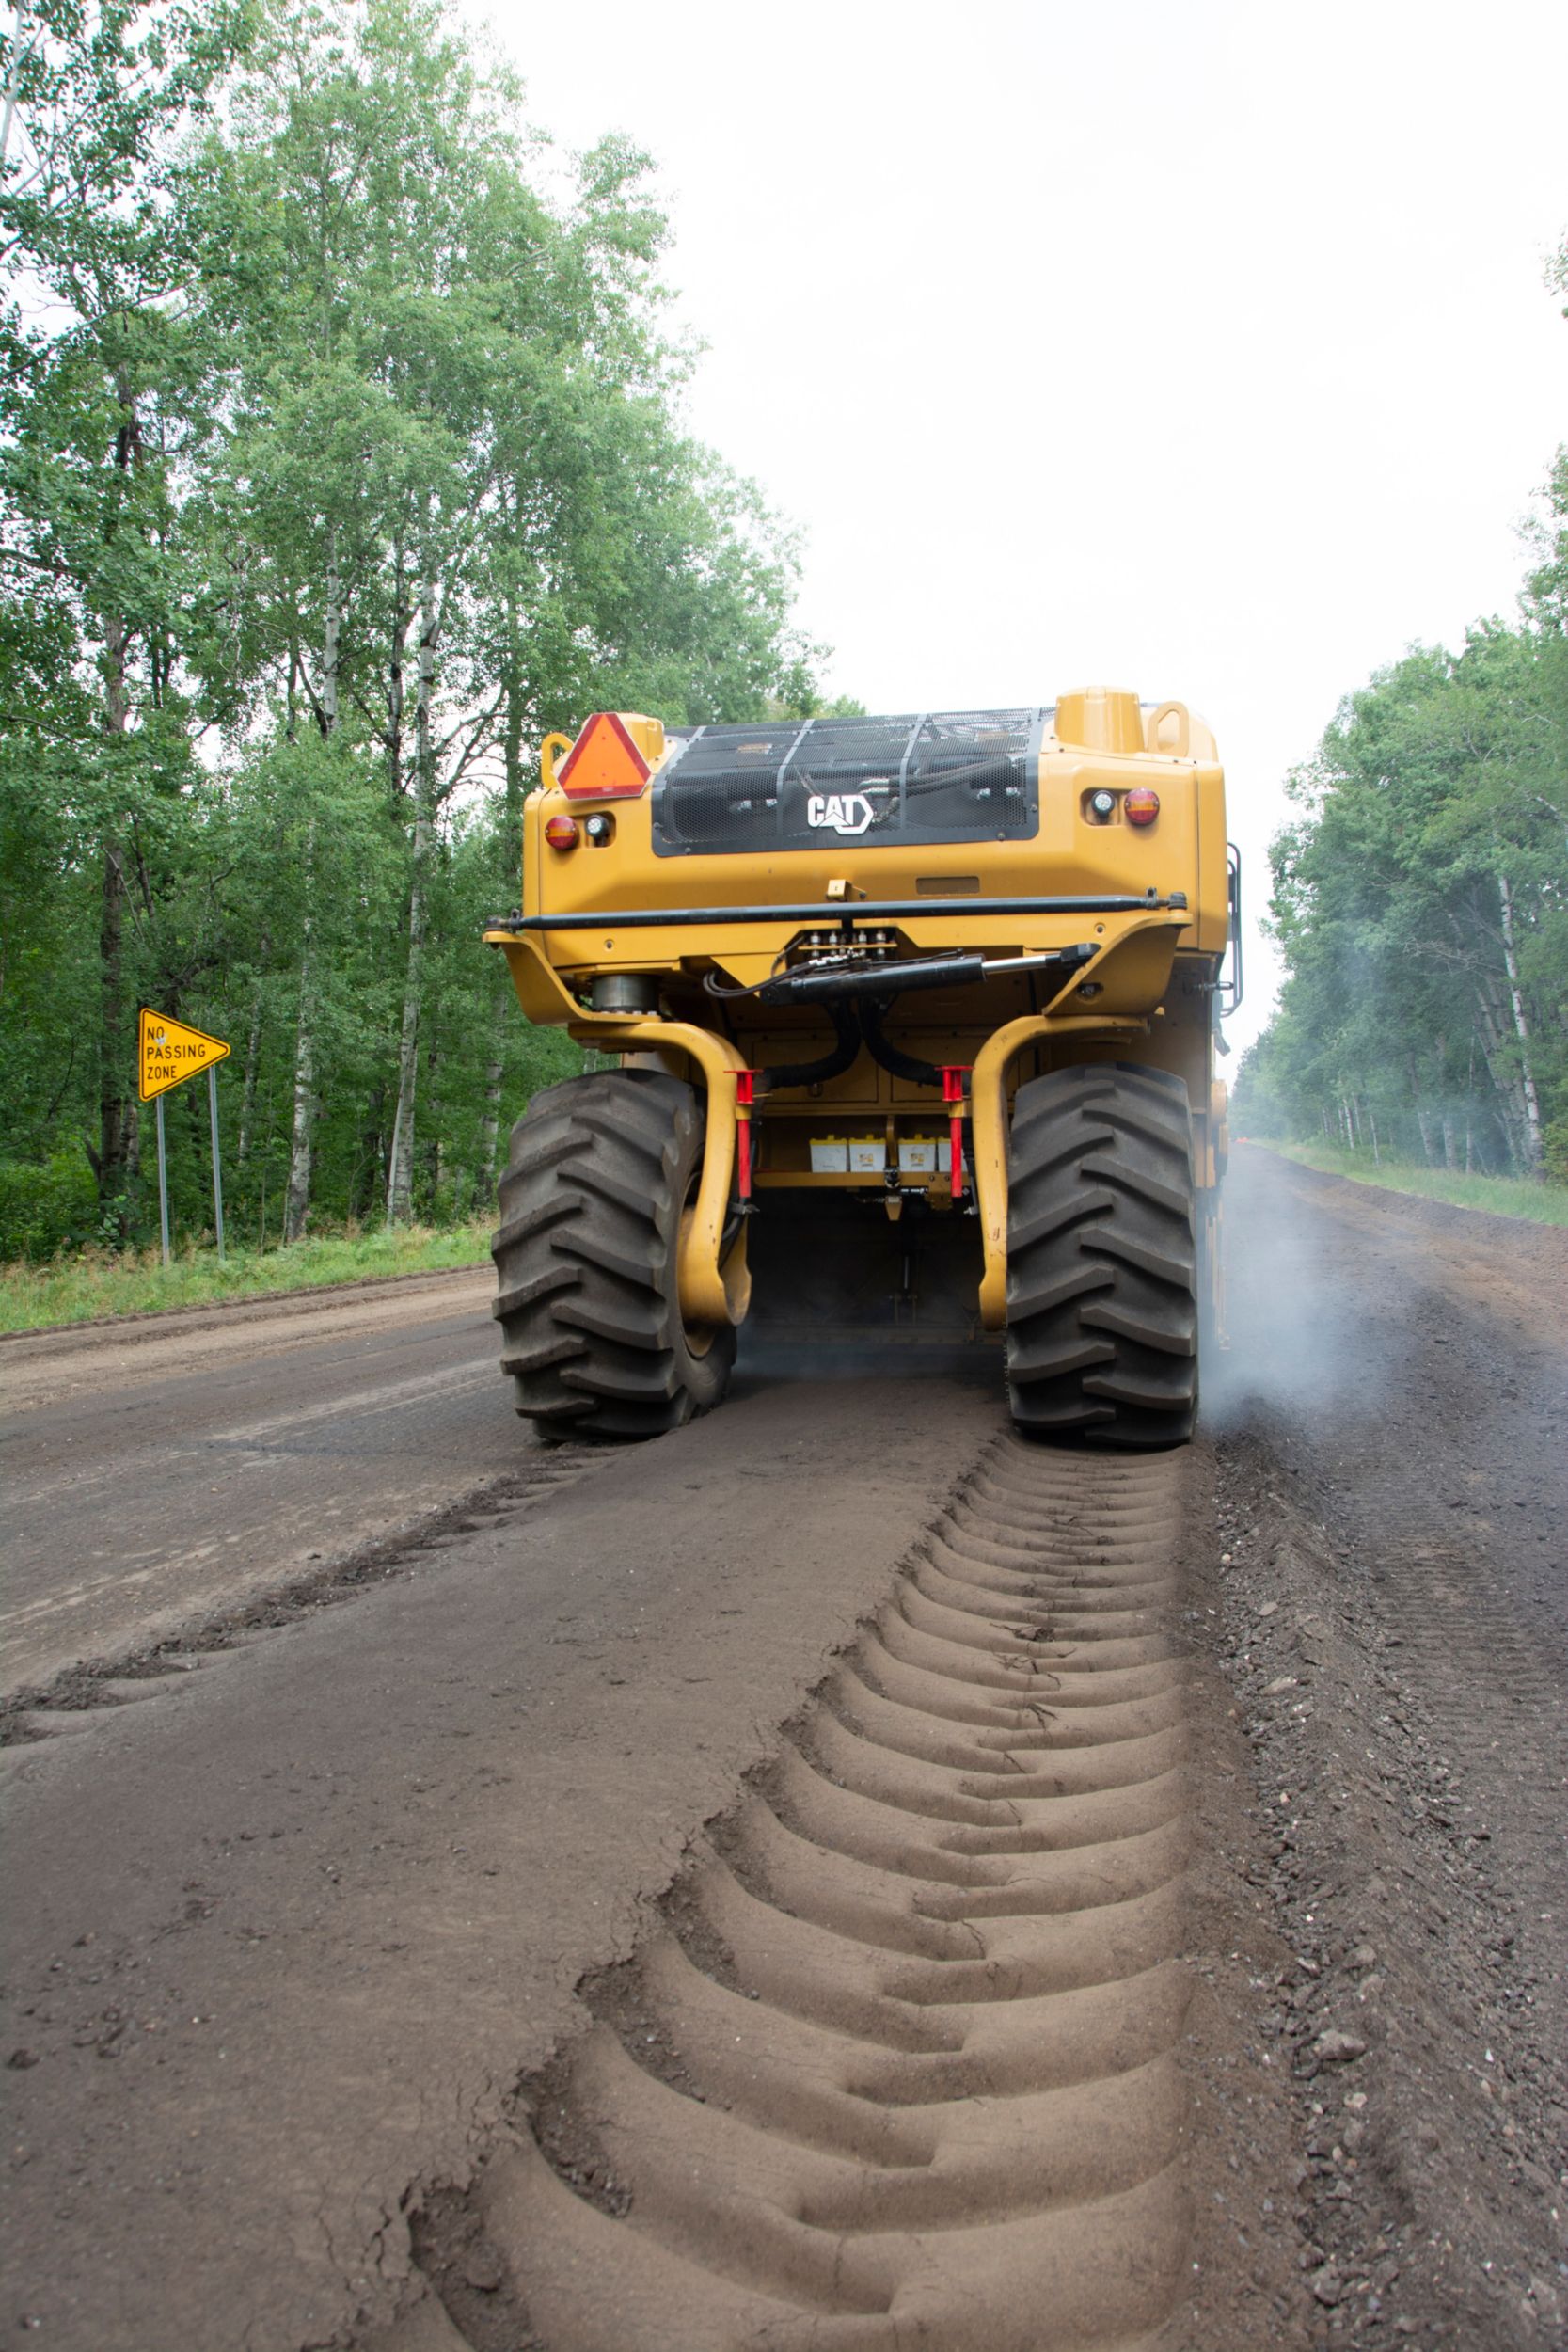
[492,1071,734,1440]
[1006,1064,1197,1447]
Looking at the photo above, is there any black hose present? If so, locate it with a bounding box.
[859,995,942,1089]
[754,998,863,1096]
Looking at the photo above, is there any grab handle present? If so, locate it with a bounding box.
[1145,701,1191,756]
[539,731,574,790]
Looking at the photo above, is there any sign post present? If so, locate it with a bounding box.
[137,1010,231,1265]
[208,1064,226,1261]
[154,1095,171,1267]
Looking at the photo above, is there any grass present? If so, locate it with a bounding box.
[0,1218,495,1336]
[1251,1138,1568,1227]
[11,1137,1565,1333]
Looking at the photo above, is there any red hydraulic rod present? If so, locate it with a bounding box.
[942,1066,971,1200]
[735,1070,755,1201]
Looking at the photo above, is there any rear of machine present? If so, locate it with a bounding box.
[485,687,1239,1446]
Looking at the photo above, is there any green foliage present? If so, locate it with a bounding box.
[0,0,832,1262]
[1239,230,1568,1183]
[0,1145,99,1259]
[1235,618,1568,1180]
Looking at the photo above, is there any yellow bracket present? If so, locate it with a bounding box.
[970,1013,1144,1329]
[971,914,1183,1327]
[539,731,574,793]
[568,1017,751,1330]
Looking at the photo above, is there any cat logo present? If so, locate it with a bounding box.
[806,791,876,836]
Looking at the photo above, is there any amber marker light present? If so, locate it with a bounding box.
[544,814,578,850]
[1125,787,1161,827]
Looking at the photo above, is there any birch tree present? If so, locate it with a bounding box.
[1,0,248,1228]
[1243,628,1567,1172]
[0,0,827,1251]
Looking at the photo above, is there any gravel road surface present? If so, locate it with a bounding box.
[2,1152,1563,2352]
[0,1270,501,1698]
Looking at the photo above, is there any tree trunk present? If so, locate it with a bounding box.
[501,623,527,883]
[1,0,30,172]
[477,1031,505,1212]
[385,814,429,1225]
[386,566,437,1226]
[281,528,341,1238]
[282,987,314,1242]
[1405,1054,1434,1166]
[354,1088,386,1222]
[1496,872,1544,1173]
[282,826,317,1244]
[92,611,133,1238]
[89,370,148,1241]
[387,538,409,803]
[474,627,528,1211]
[1472,982,1528,1171]
[320,530,341,739]
[422,1032,442,1209]
[236,925,273,1173]
[237,972,265,1170]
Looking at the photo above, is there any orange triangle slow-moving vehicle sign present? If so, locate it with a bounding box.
[556,711,652,800]
[138,1008,230,1103]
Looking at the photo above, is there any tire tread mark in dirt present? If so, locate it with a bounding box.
[381,1438,1193,2352]
[0,1451,593,1745]
[1369,1537,1567,1795]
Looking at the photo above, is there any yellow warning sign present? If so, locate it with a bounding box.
[138,1008,230,1103]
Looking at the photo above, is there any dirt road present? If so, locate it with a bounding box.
[2,1153,1564,2351]
[1181,1150,1568,2352]
[0,1269,504,1700]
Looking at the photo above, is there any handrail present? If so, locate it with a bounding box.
[1221,843,1243,1016]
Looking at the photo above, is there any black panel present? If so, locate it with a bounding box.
[652,708,1049,857]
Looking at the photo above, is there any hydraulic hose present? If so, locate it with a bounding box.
[754,997,863,1096]
[859,995,942,1089]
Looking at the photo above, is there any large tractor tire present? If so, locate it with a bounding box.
[492,1070,736,1441]
[1005,1063,1198,1448]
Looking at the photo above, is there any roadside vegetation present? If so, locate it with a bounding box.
[1236,268,1568,1190]
[0,0,842,1274]
[1248,1140,1568,1228]
[0,1218,494,1334]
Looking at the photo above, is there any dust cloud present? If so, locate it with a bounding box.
[1203,1146,1402,1429]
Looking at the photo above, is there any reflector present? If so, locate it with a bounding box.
[558,712,652,801]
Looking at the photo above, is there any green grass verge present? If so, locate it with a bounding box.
[0,1219,495,1335]
[1250,1139,1568,1227]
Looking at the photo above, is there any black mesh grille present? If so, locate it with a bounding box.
[652,708,1048,856]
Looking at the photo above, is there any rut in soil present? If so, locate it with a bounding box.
[378,1437,1195,2352]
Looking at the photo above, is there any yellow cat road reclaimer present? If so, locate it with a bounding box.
[484,690,1239,1447]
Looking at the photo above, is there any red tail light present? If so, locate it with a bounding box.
[1125,787,1160,827]
[544,814,578,850]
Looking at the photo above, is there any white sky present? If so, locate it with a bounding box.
[493,0,1567,1052]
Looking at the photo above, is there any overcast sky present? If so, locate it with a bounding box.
[493,0,1567,1051]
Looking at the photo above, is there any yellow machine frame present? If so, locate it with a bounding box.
[485,687,1233,1341]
